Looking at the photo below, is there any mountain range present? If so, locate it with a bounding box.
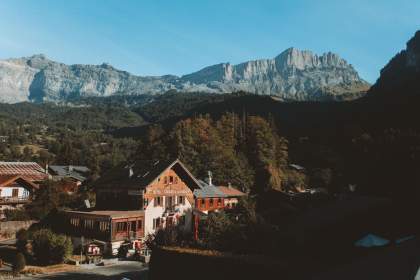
[0,48,370,104]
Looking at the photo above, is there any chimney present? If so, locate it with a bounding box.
[228,182,232,188]
[45,164,49,174]
[207,171,213,186]
[68,165,73,172]
[129,167,134,178]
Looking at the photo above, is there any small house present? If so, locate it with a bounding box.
[48,165,90,192]
[0,175,39,218]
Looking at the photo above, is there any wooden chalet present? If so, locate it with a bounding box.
[48,165,90,193]
[64,159,202,255]
[0,175,38,219]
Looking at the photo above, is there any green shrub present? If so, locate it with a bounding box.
[31,229,73,265]
[12,252,26,273]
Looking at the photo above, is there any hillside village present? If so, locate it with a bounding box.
[0,5,419,277]
[0,159,248,264]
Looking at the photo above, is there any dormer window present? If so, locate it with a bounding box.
[169,176,174,184]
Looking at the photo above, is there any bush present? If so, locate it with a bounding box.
[16,229,29,254]
[31,229,73,265]
[146,225,191,249]
[12,252,26,273]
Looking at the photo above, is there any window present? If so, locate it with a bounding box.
[144,198,149,207]
[22,189,30,198]
[99,221,109,231]
[201,199,206,208]
[164,177,168,184]
[137,220,143,230]
[174,177,178,184]
[84,219,94,229]
[166,196,174,209]
[209,198,214,207]
[12,188,19,197]
[70,218,80,227]
[169,176,174,184]
[116,222,127,232]
[178,196,185,205]
[217,198,222,207]
[153,218,161,229]
[154,196,162,207]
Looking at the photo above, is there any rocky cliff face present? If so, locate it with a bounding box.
[369,30,420,98]
[0,48,369,103]
[180,48,369,101]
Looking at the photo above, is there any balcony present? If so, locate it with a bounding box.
[0,196,30,205]
[164,204,183,215]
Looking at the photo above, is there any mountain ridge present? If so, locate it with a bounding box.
[368,30,420,99]
[0,48,369,104]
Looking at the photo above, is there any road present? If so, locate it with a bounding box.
[21,262,149,280]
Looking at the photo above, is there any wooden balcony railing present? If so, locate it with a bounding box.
[0,197,30,204]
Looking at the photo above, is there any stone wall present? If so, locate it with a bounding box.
[0,220,36,240]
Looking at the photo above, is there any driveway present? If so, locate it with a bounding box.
[22,261,149,280]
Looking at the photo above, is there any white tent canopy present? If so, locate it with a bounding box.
[354,234,390,248]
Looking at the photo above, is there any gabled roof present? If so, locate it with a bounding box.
[194,180,226,198]
[0,162,48,182]
[218,185,246,197]
[95,159,201,191]
[49,165,90,182]
[0,175,39,190]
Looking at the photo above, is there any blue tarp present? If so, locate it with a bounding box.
[354,234,390,248]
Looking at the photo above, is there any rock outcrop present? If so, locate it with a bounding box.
[0,48,369,103]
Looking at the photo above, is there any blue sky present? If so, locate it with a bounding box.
[0,0,419,83]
